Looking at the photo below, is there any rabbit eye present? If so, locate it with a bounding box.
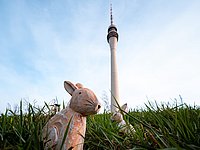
[79,92,82,94]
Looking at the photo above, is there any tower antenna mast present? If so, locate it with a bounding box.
[110,3,113,25]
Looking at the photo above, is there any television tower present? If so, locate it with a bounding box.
[107,4,120,112]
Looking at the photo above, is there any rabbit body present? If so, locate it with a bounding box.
[43,81,101,150]
[111,103,135,134]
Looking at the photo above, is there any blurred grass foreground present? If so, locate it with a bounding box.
[0,100,199,150]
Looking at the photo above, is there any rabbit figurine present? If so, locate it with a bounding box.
[43,81,101,150]
[111,103,135,134]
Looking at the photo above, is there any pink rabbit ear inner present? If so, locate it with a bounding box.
[64,81,77,95]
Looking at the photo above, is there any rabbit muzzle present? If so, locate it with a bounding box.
[81,101,101,116]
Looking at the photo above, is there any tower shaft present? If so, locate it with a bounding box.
[109,37,119,112]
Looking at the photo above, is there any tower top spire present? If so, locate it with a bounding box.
[110,3,113,25]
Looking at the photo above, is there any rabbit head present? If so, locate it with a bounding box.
[64,81,101,116]
[111,112,123,123]
[111,103,128,123]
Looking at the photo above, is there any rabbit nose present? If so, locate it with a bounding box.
[97,104,101,109]
[95,104,101,112]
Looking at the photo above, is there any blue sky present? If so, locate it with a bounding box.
[0,0,200,112]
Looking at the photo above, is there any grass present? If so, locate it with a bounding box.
[0,100,199,150]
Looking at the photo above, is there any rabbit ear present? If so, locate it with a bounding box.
[76,83,84,89]
[121,103,128,113]
[64,81,77,96]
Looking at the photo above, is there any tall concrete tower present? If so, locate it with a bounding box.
[107,4,120,112]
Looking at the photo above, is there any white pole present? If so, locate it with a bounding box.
[109,36,119,112]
